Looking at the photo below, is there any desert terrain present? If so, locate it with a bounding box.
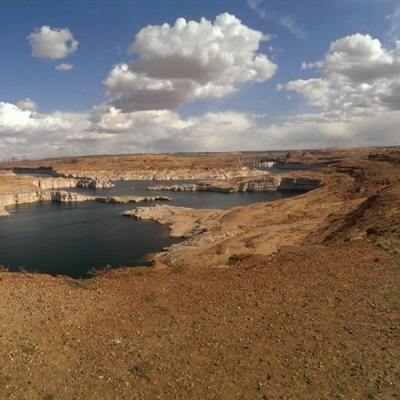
[0,148,399,399]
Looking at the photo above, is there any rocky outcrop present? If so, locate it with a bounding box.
[32,177,114,190]
[122,204,221,238]
[49,191,93,202]
[147,176,322,193]
[278,177,322,191]
[238,177,281,191]
[53,167,267,181]
[147,183,236,193]
[0,190,93,216]
[95,195,171,204]
[76,178,114,189]
[33,178,78,189]
[0,191,171,217]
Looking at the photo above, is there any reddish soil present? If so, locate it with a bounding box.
[0,242,398,400]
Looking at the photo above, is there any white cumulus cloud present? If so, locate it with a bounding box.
[103,13,277,112]
[27,26,78,60]
[0,101,71,136]
[16,98,37,112]
[280,33,400,120]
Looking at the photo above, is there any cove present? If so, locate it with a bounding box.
[0,179,303,278]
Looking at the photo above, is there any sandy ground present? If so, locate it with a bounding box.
[0,241,398,400]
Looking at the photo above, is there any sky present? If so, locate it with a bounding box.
[1,0,399,160]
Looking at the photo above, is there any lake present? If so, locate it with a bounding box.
[0,179,302,278]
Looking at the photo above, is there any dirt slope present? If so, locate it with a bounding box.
[0,241,398,400]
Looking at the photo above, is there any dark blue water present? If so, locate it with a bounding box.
[0,179,302,278]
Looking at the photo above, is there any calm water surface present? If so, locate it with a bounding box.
[0,179,302,278]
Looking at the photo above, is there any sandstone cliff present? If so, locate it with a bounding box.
[33,177,114,189]
[53,166,266,181]
[95,195,171,204]
[147,175,322,193]
[0,190,93,216]
[0,191,171,216]
[76,178,114,189]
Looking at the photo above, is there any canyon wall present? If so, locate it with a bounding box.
[33,177,114,189]
[53,167,266,181]
[0,190,172,217]
[147,176,322,193]
[0,190,93,216]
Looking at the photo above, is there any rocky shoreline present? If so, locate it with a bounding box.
[147,175,322,193]
[10,165,267,181]
[0,188,171,217]
[0,172,176,216]
[34,176,114,189]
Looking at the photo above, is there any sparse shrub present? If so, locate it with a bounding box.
[87,264,112,277]
[227,255,240,265]
[130,361,153,381]
[172,264,185,274]
[155,305,169,314]
[0,265,9,272]
[67,279,93,290]
[0,372,11,387]
[143,292,157,302]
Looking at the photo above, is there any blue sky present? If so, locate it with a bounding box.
[0,0,399,159]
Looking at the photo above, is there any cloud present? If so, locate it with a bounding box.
[16,98,37,112]
[0,101,71,136]
[3,23,400,160]
[1,99,399,160]
[279,33,400,120]
[103,13,277,112]
[153,111,255,152]
[324,34,398,83]
[27,26,78,60]
[89,105,188,134]
[0,102,96,159]
[89,103,398,155]
[247,0,308,39]
[55,63,74,71]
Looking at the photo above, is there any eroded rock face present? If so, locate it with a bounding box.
[0,191,172,216]
[278,177,322,191]
[0,190,94,216]
[95,195,171,204]
[54,167,266,181]
[76,178,114,189]
[147,176,322,193]
[238,177,281,192]
[33,178,78,189]
[49,191,93,202]
[32,176,114,189]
